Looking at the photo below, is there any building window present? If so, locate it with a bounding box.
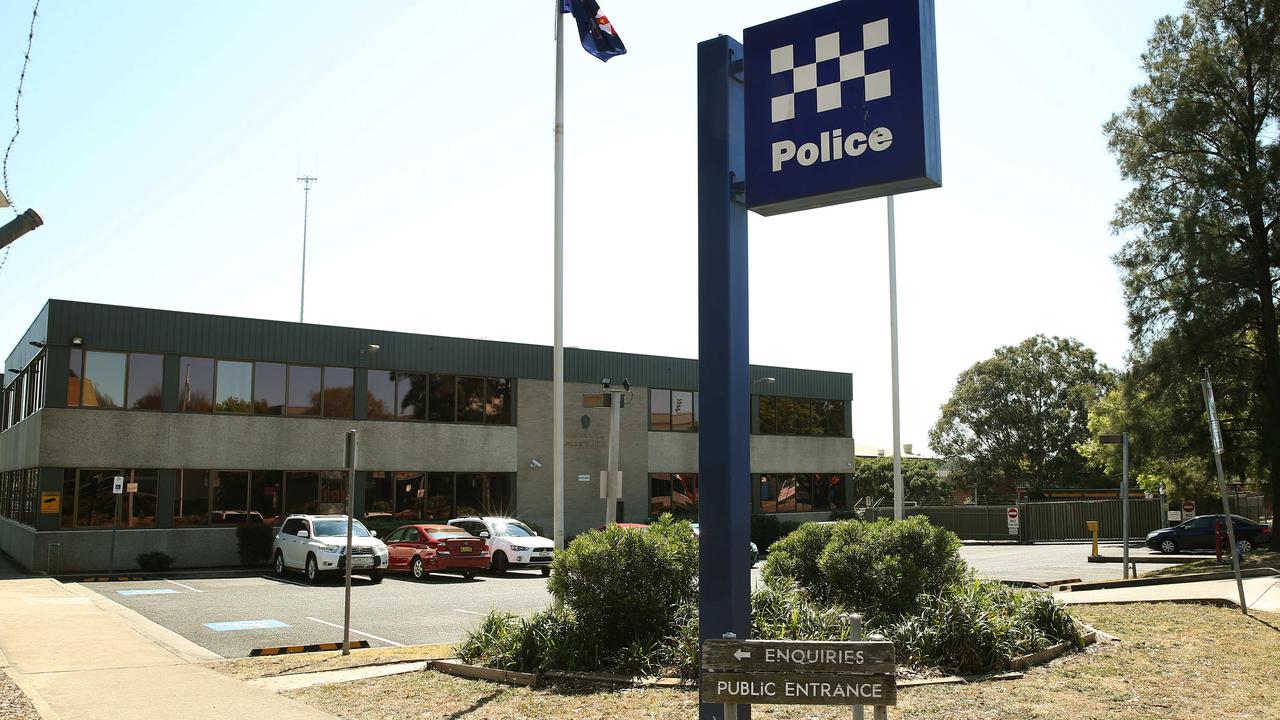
[211,470,250,523]
[125,353,163,410]
[178,357,215,412]
[173,470,210,527]
[398,373,427,420]
[285,471,320,515]
[215,360,253,413]
[81,351,127,408]
[1,469,39,527]
[251,471,284,525]
[366,370,397,420]
[63,468,121,528]
[456,376,486,423]
[322,367,354,418]
[486,378,512,424]
[649,389,697,432]
[756,396,846,437]
[254,362,286,415]
[648,472,698,518]
[428,374,454,421]
[363,471,514,522]
[286,365,322,416]
[757,473,847,513]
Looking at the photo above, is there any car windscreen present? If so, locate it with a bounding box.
[429,530,474,539]
[312,520,371,538]
[492,521,536,538]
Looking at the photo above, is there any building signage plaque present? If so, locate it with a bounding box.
[700,639,896,707]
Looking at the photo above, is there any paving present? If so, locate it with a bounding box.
[1057,574,1280,612]
[0,575,338,720]
[83,567,555,658]
[957,541,1181,583]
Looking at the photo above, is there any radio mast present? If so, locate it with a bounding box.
[297,175,317,323]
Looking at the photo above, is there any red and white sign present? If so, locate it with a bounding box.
[1182,500,1195,516]
[1007,507,1020,535]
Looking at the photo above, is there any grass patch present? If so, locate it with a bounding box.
[209,643,456,680]
[1143,550,1279,578]
[287,604,1280,719]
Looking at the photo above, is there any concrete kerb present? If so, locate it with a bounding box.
[1065,567,1279,592]
[250,641,370,657]
[54,567,269,583]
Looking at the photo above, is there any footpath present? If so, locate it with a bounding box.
[1055,572,1280,612]
[0,571,338,720]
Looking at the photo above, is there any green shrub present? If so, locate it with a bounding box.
[457,607,603,674]
[761,521,837,598]
[887,578,1082,673]
[547,514,698,652]
[663,598,700,678]
[751,585,851,642]
[819,516,966,619]
[235,522,275,566]
[135,551,174,572]
[750,514,801,553]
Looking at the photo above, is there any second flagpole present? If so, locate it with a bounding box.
[552,0,566,553]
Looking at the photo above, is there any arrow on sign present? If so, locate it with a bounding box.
[734,649,751,661]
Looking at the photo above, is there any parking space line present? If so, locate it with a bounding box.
[305,617,404,647]
[453,609,485,616]
[164,579,204,593]
[117,589,179,596]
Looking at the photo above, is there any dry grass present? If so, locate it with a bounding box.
[0,672,39,720]
[209,643,457,680]
[285,604,1280,720]
[1144,550,1279,578]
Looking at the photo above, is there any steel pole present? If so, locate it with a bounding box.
[552,0,566,552]
[343,430,357,654]
[108,494,120,574]
[605,390,622,524]
[1202,373,1248,614]
[887,195,903,521]
[1121,432,1130,579]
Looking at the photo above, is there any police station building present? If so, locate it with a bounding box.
[0,300,855,572]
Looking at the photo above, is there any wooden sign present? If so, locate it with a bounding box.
[581,393,611,408]
[702,639,895,674]
[700,639,897,707]
[701,672,896,706]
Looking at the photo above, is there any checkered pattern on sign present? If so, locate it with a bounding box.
[769,18,891,123]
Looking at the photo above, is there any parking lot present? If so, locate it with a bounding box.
[79,540,1181,658]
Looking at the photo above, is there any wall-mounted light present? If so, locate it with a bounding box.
[70,337,83,347]
[28,341,44,349]
[361,344,380,354]
[755,377,777,385]
[6,368,19,375]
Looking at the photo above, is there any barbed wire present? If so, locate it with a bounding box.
[0,0,42,275]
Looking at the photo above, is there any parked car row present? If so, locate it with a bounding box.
[271,514,554,583]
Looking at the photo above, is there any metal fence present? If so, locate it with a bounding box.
[863,498,1165,542]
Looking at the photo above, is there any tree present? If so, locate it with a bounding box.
[929,335,1115,496]
[851,457,951,503]
[1104,0,1280,547]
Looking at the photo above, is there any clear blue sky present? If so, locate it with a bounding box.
[0,0,1186,453]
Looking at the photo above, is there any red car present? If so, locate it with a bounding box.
[384,524,490,580]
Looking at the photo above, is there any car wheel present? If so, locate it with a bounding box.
[1238,538,1254,553]
[1159,539,1179,555]
[540,566,551,577]
[305,554,321,583]
[412,556,427,580]
[368,571,383,584]
[274,550,286,577]
[491,551,509,575]
[463,570,475,580]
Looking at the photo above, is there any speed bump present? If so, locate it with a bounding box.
[249,640,370,656]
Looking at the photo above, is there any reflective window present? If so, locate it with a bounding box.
[211,471,249,522]
[672,391,694,432]
[649,389,671,431]
[755,396,846,437]
[178,357,215,412]
[395,471,425,519]
[124,470,159,527]
[426,473,453,521]
[455,473,485,516]
[323,367,354,418]
[366,370,397,420]
[648,473,698,518]
[363,472,394,516]
[487,474,514,514]
[67,348,83,406]
[485,378,512,424]
[649,473,672,516]
[319,471,346,514]
[215,361,253,413]
[126,353,163,410]
[285,472,320,515]
[757,473,848,513]
[173,470,209,527]
[254,362,286,415]
[61,469,75,528]
[429,374,455,421]
[398,373,426,420]
[73,469,122,527]
[251,471,283,525]
[287,365,322,416]
[82,351,126,408]
[457,377,485,423]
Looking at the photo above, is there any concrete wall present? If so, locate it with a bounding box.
[0,413,41,472]
[32,527,241,574]
[0,518,36,570]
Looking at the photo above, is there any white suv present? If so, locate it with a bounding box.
[448,516,554,576]
[272,514,390,584]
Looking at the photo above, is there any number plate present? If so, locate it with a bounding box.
[352,557,374,568]
[460,546,472,553]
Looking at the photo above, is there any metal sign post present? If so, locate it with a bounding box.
[1100,433,1131,577]
[1201,371,1247,614]
[343,429,358,654]
[108,475,124,574]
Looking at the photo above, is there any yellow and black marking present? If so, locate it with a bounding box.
[79,576,146,582]
[249,640,370,657]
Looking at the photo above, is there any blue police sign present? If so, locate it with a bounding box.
[744,0,940,215]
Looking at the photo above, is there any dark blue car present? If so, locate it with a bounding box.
[1145,514,1272,554]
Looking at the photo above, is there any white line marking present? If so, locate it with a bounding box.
[164,579,204,593]
[305,617,404,647]
[453,609,485,616]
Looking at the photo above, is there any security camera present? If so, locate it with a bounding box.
[529,458,543,468]
[622,378,630,392]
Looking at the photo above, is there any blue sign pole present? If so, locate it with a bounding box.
[697,34,751,720]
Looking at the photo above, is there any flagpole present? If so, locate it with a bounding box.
[552,0,566,552]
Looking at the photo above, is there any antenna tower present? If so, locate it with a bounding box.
[297,175,317,322]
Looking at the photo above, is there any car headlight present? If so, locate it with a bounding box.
[320,544,343,554]
[375,543,388,553]
[511,545,530,552]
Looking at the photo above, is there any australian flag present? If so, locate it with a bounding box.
[562,0,626,62]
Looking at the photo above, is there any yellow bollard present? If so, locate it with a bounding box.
[1086,520,1100,557]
